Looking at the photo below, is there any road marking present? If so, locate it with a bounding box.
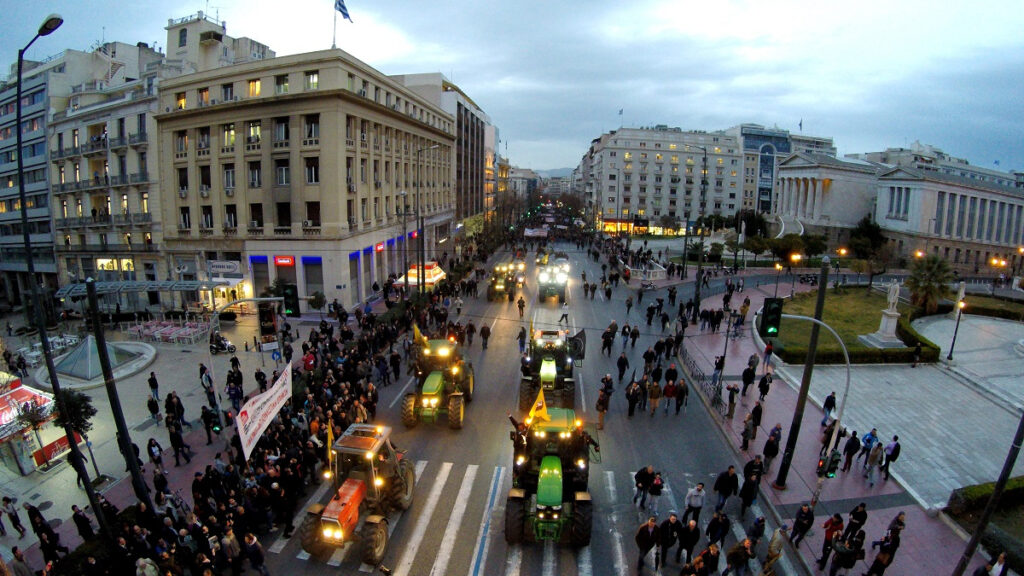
[469,466,506,576]
[327,546,346,567]
[542,540,557,576]
[504,544,521,576]
[392,462,453,576]
[429,464,479,576]
[297,550,310,561]
[604,470,626,575]
[388,376,416,408]
[577,545,594,576]
[356,460,428,572]
[270,480,332,553]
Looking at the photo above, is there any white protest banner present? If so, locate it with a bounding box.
[237,362,292,461]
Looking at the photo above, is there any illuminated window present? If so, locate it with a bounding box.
[669,144,677,150]
[175,92,186,110]
[304,71,319,90]
[222,123,235,147]
[198,88,209,105]
[248,79,261,98]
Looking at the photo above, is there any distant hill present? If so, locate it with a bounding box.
[537,168,573,179]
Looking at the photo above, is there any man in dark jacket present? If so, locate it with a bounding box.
[678,519,701,565]
[635,516,660,572]
[790,503,815,546]
[633,465,655,509]
[842,430,861,472]
[713,466,739,512]
[658,512,684,571]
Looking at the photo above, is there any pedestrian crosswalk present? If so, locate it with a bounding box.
[273,459,794,575]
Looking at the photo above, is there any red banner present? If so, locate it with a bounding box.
[33,432,83,466]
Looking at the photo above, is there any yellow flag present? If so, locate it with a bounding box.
[529,319,534,338]
[527,388,550,423]
[413,323,428,347]
[325,420,335,471]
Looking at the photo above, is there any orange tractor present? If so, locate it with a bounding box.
[298,423,415,565]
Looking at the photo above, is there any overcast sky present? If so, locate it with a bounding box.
[5,0,1023,173]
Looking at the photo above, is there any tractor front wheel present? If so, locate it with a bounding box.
[504,496,525,544]
[401,394,418,428]
[571,499,593,547]
[299,514,328,556]
[518,379,534,413]
[464,366,475,403]
[395,460,415,510]
[361,520,389,566]
[448,395,465,429]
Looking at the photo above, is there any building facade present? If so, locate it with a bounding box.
[155,49,455,312]
[774,153,880,242]
[578,126,743,235]
[726,124,792,214]
[847,141,1021,190]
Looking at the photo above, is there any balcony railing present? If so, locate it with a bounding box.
[57,243,156,253]
[129,132,148,146]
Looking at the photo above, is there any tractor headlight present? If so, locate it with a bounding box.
[422,398,430,407]
[552,513,559,519]
[365,451,374,460]
[374,477,384,487]
[535,431,546,438]
[516,455,525,466]
[577,458,586,469]
[437,347,450,357]
[323,470,332,480]
[556,272,567,283]
[539,272,550,283]
[566,357,572,366]
[452,366,459,375]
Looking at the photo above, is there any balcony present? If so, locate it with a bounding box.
[130,172,150,184]
[81,139,108,156]
[109,136,128,149]
[247,223,264,235]
[272,139,289,149]
[197,142,211,157]
[199,227,215,236]
[273,225,291,235]
[245,137,261,153]
[220,145,235,155]
[131,212,153,224]
[223,226,237,236]
[50,146,79,160]
[129,132,148,147]
[57,242,156,253]
[303,137,319,147]
[302,221,321,236]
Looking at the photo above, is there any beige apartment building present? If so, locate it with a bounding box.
[155,49,455,312]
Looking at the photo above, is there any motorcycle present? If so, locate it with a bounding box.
[210,337,237,355]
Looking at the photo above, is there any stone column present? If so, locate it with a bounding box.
[813,179,823,221]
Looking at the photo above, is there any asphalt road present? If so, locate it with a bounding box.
[263,241,795,576]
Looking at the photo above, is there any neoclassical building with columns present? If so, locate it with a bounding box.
[773,153,880,239]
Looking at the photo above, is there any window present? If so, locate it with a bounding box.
[198,87,209,105]
[222,123,236,147]
[175,92,186,110]
[141,192,149,213]
[274,118,289,142]
[275,159,290,186]
[200,165,212,189]
[247,121,261,143]
[247,79,261,98]
[225,204,237,228]
[197,127,210,149]
[224,164,235,189]
[177,167,188,190]
[179,207,190,228]
[174,130,188,153]
[249,203,264,226]
[276,202,291,227]
[306,201,321,225]
[221,83,234,101]
[305,157,320,184]
[304,71,319,90]
[275,75,289,95]
[304,114,320,139]
[178,28,187,47]
[248,161,262,188]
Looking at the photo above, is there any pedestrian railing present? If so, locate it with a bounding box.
[678,341,727,417]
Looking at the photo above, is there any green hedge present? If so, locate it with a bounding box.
[947,476,1024,574]
[980,523,1024,574]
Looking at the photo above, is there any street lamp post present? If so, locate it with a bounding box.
[415,144,440,297]
[947,299,966,362]
[790,253,802,297]
[397,191,415,301]
[14,14,116,539]
[773,263,783,298]
[688,145,709,322]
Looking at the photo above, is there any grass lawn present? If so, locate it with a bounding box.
[774,289,916,353]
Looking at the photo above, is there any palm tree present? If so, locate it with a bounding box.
[906,254,954,314]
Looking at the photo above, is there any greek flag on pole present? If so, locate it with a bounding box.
[335,0,353,21]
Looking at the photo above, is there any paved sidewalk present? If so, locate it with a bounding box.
[679,283,1000,575]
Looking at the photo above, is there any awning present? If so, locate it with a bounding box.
[55,279,229,298]
[0,380,55,441]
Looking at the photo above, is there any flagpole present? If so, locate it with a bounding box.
[332,6,337,49]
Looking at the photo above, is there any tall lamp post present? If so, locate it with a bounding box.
[687,144,709,322]
[15,14,113,538]
[790,253,802,297]
[947,299,966,362]
[415,144,439,297]
[773,263,783,298]
[397,190,416,300]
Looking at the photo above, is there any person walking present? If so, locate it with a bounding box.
[865,442,884,487]
[757,373,772,402]
[168,422,191,466]
[763,424,782,471]
[726,383,739,419]
[147,371,160,401]
[738,474,758,519]
[841,430,861,473]
[843,502,868,541]
[723,538,755,576]
[740,413,755,451]
[763,524,788,573]
[705,512,731,548]
[682,482,705,525]
[71,505,95,541]
[647,472,665,516]
[750,401,763,440]
[635,516,661,573]
[713,466,739,512]
[790,503,815,546]
[633,465,655,509]
[244,532,270,576]
[658,511,684,571]
[625,381,641,418]
[617,353,630,383]
[480,324,491,349]
[882,435,901,480]
[647,380,662,417]
[146,438,165,471]
[678,520,701,565]
[517,327,527,354]
[816,513,845,570]
[741,365,756,397]
[517,296,526,318]
[821,391,837,425]
[2,497,26,538]
[675,377,689,415]
[595,390,609,430]
[557,301,569,323]
[856,428,879,467]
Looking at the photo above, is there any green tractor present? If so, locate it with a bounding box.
[518,330,586,413]
[486,263,514,302]
[504,408,596,546]
[537,265,568,303]
[402,339,475,429]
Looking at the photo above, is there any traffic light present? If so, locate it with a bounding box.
[760,297,783,338]
[282,283,300,317]
[826,450,842,478]
[816,456,828,478]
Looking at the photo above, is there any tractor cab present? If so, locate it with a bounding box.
[527,330,575,380]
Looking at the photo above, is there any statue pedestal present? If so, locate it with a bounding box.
[858,309,906,349]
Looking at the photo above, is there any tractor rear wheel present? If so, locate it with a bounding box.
[299,513,328,556]
[464,366,475,403]
[361,520,389,566]
[518,379,534,413]
[395,460,415,510]
[448,395,464,429]
[570,499,593,547]
[401,394,418,428]
[504,496,525,544]
[559,379,576,410]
